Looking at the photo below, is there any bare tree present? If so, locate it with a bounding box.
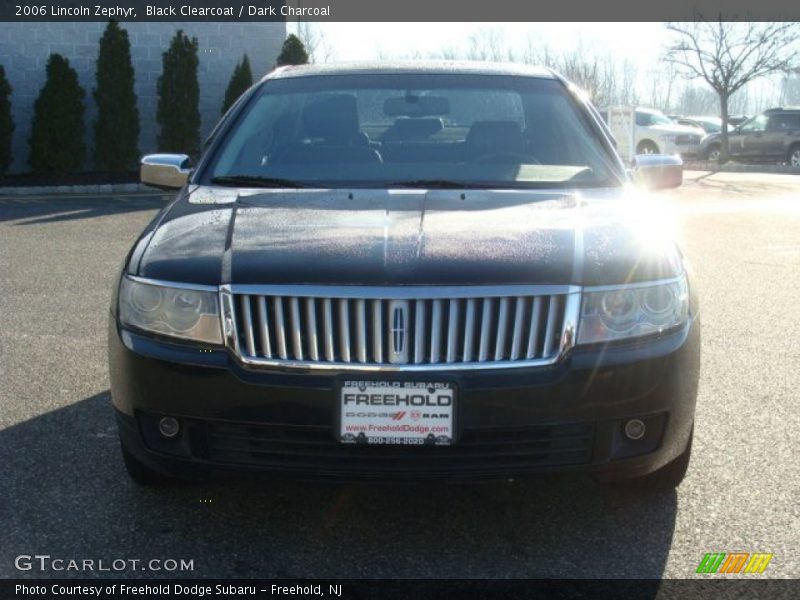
[665,20,800,161]
[296,22,334,63]
[465,29,506,62]
[781,69,800,105]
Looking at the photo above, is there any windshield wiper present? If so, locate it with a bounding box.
[210,175,315,188]
[387,179,493,189]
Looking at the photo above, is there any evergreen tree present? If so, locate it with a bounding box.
[221,54,253,114]
[29,54,86,174]
[0,64,13,176]
[156,30,200,157]
[276,34,309,67]
[94,21,140,171]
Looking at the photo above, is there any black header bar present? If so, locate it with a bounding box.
[2,0,800,22]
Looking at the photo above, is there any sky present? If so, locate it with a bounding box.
[287,22,787,114]
[290,22,670,73]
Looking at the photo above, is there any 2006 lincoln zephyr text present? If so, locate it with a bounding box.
[109,62,700,489]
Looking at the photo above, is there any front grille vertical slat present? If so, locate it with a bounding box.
[446,299,460,363]
[414,300,426,364]
[526,296,543,359]
[240,295,256,357]
[256,296,271,358]
[232,289,569,367]
[542,295,560,358]
[355,299,367,363]
[305,298,319,361]
[289,297,304,360]
[462,298,477,362]
[510,297,526,360]
[478,298,494,362]
[322,298,334,362]
[430,299,443,363]
[494,297,510,361]
[372,300,383,363]
[272,297,288,359]
[338,299,351,363]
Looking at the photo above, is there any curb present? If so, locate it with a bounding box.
[0,183,153,197]
[683,161,800,175]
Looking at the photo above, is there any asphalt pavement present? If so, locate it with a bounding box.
[0,173,798,579]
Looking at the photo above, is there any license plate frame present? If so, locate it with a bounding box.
[336,380,456,446]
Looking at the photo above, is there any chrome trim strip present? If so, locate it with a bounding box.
[526,296,542,358]
[338,298,351,363]
[478,299,493,362]
[462,298,476,362]
[446,299,459,363]
[582,275,685,293]
[413,300,425,364]
[355,299,367,363]
[228,283,580,298]
[241,295,256,357]
[305,297,319,361]
[322,298,334,362]
[289,297,303,360]
[430,299,443,363]
[372,299,383,364]
[126,274,218,293]
[494,297,510,361]
[272,297,288,359]
[510,297,525,360]
[543,295,559,357]
[256,296,271,358]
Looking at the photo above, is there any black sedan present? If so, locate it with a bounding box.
[110,62,699,490]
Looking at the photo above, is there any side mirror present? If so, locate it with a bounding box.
[631,154,682,190]
[140,154,192,190]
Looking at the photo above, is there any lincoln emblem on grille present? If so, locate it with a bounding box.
[388,300,410,364]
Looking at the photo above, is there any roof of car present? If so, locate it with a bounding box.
[263,61,556,81]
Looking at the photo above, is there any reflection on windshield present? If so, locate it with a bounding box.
[205,74,622,189]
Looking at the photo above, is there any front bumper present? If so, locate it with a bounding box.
[109,315,701,482]
[662,140,701,159]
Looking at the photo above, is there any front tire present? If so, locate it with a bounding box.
[636,140,659,155]
[705,145,721,162]
[788,145,800,169]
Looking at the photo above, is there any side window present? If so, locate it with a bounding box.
[740,114,768,133]
[766,115,792,131]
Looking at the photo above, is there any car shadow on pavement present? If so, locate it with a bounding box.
[0,194,169,226]
[0,391,677,580]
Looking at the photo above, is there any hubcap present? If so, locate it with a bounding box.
[791,150,800,168]
[709,149,720,161]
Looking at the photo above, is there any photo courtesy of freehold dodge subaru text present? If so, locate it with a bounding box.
[111,63,700,489]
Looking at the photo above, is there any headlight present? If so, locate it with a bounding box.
[577,276,689,344]
[119,276,222,344]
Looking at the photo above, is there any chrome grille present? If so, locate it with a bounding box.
[222,285,580,371]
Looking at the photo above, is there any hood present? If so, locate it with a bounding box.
[640,123,703,136]
[135,186,683,287]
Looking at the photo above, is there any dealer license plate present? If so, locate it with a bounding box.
[339,381,455,446]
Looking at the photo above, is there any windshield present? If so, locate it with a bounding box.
[636,110,674,127]
[204,74,622,189]
[695,118,721,133]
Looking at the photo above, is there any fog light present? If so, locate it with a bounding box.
[158,417,180,438]
[624,419,646,440]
